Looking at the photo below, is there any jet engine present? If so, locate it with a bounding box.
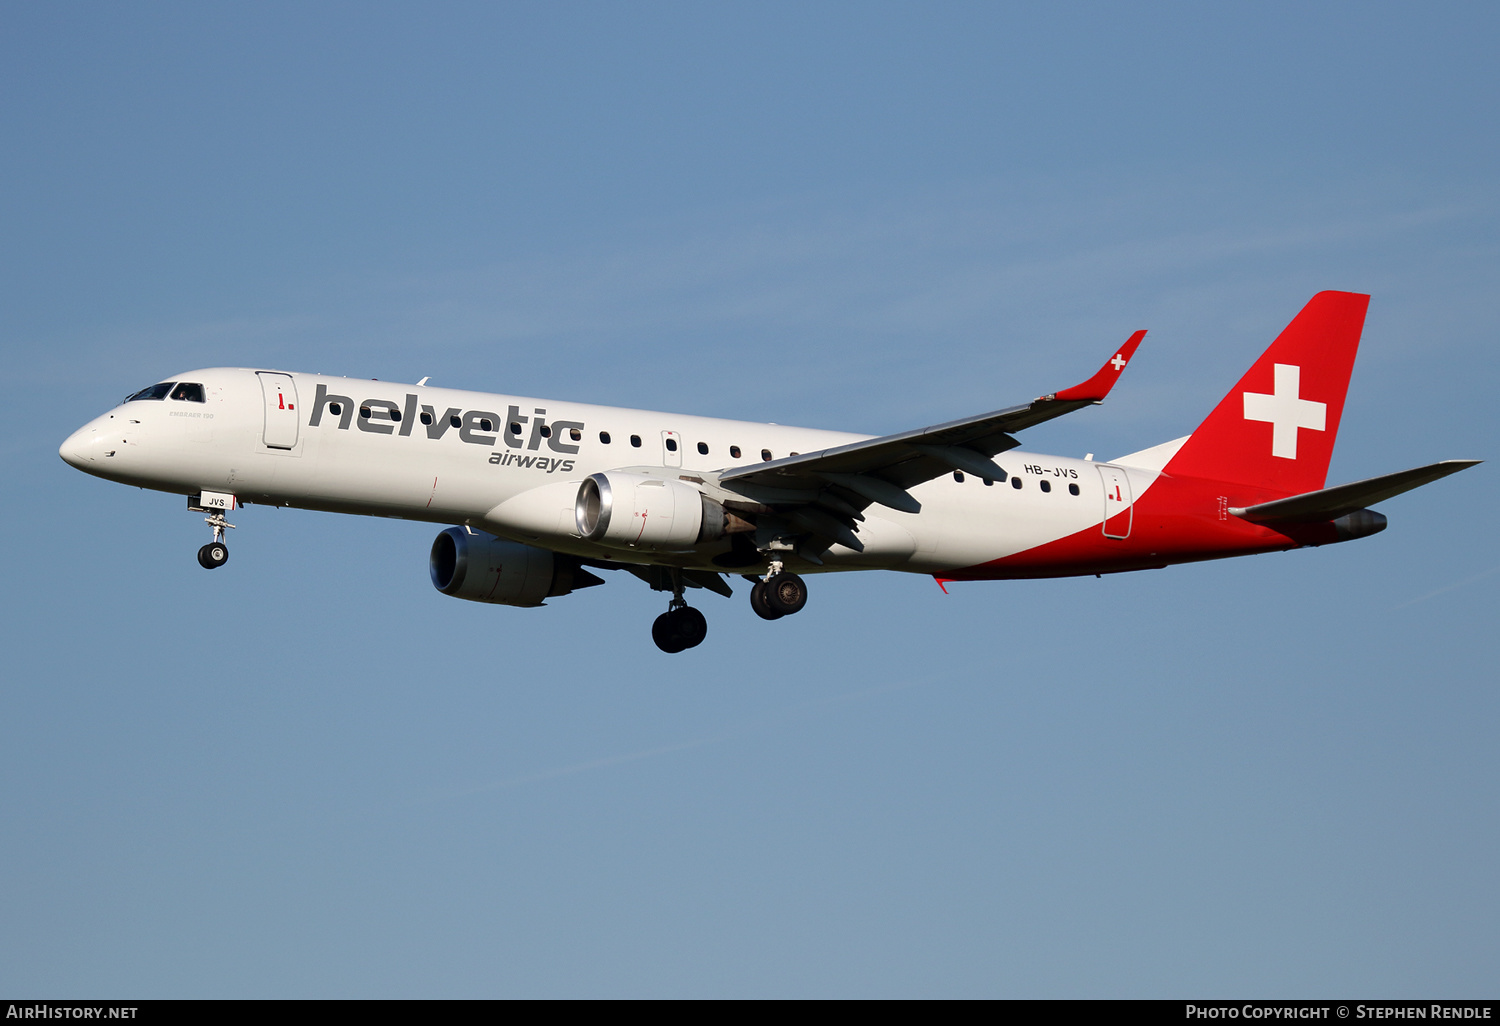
[1332,508,1387,541]
[430,526,602,607]
[574,472,734,551]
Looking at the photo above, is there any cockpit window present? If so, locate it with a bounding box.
[125,382,175,402]
[170,382,205,403]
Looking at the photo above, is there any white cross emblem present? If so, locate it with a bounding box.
[1242,363,1326,460]
[1110,354,1127,371]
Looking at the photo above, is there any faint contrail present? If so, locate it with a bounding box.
[1392,563,1500,610]
[452,736,723,797]
[418,676,933,804]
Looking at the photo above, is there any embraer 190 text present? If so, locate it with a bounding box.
[60,292,1478,652]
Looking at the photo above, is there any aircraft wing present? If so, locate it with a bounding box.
[1229,459,1482,524]
[718,330,1146,516]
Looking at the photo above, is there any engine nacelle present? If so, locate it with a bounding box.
[575,472,727,551]
[1333,508,1387,541]
[430,527,600,607]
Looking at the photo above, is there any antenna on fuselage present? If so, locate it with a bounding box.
[416,377,430,386]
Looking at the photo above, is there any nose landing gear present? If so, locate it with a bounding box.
[189,492,236,570]
[197,540,229,569]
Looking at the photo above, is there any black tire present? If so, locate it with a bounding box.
[674,606,708,649]
[198,543,228,569]
[652,611,688,653]
[750,581,784,621]
[764,572,806,615]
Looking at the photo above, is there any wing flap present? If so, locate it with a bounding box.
[612,563,735,597]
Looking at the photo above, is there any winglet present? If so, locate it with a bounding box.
[1047,330,1147,403]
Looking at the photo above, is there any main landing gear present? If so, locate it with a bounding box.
[652,570,709,653]
[749,561,808,622]
[646,562,808,653]
[652,602,708,653]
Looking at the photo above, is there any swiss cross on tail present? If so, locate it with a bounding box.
[1164,291,1370,495]
[1243,364,1326,459]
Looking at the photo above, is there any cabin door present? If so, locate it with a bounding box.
[1096,464,1133,540]
[258,372,300,450]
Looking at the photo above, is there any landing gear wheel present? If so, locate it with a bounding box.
[763,572,807,615]
[652,606,708,653]
[196,505,235,569]
[674,606,708,649]
[750,581,784,621]
[652,612,687,653]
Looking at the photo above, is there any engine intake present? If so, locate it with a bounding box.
[430,527,602,606]
[575,472,730,551]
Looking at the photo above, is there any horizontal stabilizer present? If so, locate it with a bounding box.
[1229,459,1481,525]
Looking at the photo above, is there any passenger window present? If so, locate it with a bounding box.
[600,431,612,444]
[449,415,461,429]
[509,422,522,435]
[665,437,678,452]
[761,449,772,461]
[126,382,174,402]
[730,445,741,459]
[630,435,642,448]
[420,412,433,426]
[390,409,401,422]
[1069,483,1080,496]
[330,403,343,416]
[480,418,494,432]
[983,478,994,487]
[540,425,551,437]
[1040,479,1051,493]
[359,405,371,419]
[697,442,709,455]
[570,428,582,441]
[953,471,965,483]
[1012,477,1023,489]
[170,382,205,402]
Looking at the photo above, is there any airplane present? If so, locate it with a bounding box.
[59,291,1479,653]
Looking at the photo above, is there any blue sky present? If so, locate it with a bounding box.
[3,2,1497,997]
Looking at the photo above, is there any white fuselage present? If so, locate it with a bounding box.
[61,368,1160,576]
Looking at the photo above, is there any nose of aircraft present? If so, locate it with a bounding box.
[60,418,108,469]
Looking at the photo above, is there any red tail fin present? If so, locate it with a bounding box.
[1164,291,1369,495]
